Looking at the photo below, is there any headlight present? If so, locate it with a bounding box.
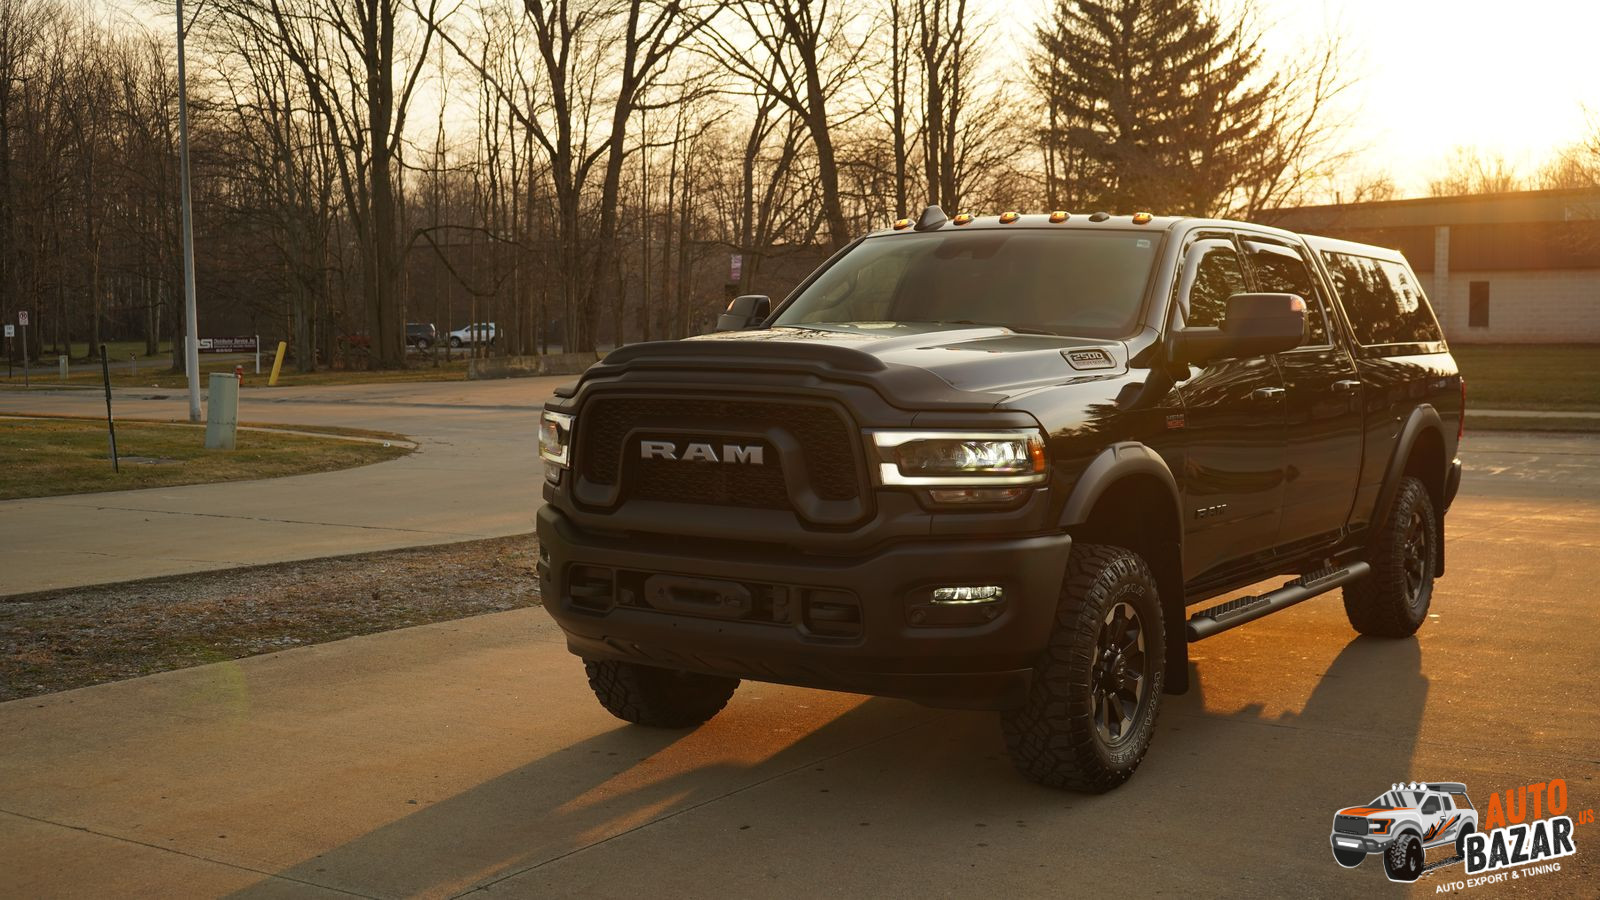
[869,429,1048,486]
[539,411,574,471]
[1369,819,1391,835]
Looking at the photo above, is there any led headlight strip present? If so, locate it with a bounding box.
[867,429,1048,487]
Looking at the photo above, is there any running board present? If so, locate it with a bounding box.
[1186,561,1371,641]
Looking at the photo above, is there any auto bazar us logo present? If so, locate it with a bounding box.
[1328,779,1587,887]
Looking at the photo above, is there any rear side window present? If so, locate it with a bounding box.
[1322,252,1444,347]
[1244,241,1329,345]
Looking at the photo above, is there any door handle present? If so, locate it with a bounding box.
[1333,379,1362,392]
[1252,387,1285,401]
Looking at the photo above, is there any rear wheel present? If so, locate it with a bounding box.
[1344,476,1437,637]
[450,336,463,348]
[416,338,432,351]
[583,659,738,728]
[1455,822,1475,859]
[1001,543,1165,793]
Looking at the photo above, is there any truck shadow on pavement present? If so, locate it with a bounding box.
[234,635,1427,897]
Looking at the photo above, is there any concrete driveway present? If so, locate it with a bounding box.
[3,426,1598,897]
[1,379,566,595]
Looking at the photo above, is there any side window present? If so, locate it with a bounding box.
[1244,241,1329,345]
[1180,243,1246,328]
[1322,251,1445,347]
[1441,795,1453,810]
[1422,797,1440,815]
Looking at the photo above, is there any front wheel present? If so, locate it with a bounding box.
[583,659,739,728]
[1001,543,1165,793]
[416,338,432,351]
[449,336,463,348]
[1343,476,1437,637]
[1384,833,1424,882]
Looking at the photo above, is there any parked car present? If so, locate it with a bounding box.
[448,322,496,348]
[406,322,437,350]
[535,205,1463,793]
[1332,782,1479,880]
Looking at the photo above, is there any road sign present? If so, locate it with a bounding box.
[3,325,12,338]
[730,254,742,283]
[197,336,259,353]
[18,310,28,326]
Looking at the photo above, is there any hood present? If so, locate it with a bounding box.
[685,325,1128,395]
[1338,806,1408,817]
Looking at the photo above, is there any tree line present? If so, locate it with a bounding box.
[1,0,1593,371]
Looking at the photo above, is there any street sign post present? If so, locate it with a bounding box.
[17,311,27,387]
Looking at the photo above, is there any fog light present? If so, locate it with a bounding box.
[932,586,1004,604]
[927,487,1027,504]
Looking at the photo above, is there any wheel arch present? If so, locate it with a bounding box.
[1060,443,1189,694]
[1373,404,1448,575]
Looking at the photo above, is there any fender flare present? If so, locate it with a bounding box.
[1371,404,1445,532]
[1059,443,1189,693]
[1059,441,1181,528]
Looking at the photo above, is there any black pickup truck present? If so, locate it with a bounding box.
[536,206,1464,792]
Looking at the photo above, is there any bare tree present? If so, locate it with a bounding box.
[1427,146,1522,197]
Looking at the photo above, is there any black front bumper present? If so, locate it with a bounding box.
[536,505,1073,710]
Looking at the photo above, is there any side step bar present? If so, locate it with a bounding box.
[1186,561,1371,641]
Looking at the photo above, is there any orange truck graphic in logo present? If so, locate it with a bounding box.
[1330,782,1480,882]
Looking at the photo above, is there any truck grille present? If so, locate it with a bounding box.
[579,396,861,510]
[1334,815,1370,835]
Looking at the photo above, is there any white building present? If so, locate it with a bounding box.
[1269,188,1600,343]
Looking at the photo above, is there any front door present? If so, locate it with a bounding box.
[1171,235,1288,582]
[1243,238,1364,552]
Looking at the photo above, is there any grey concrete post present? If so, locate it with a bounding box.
[58,355,68,381]
[1433,225,1451,329]
[204,372,238,450]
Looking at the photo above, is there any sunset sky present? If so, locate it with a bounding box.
[110,0,1599,200]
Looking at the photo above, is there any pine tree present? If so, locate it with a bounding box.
[1033,0,1275,216]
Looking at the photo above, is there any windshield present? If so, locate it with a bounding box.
[772,230,1159,338]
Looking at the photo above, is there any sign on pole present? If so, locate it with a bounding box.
[197,336,260,354]
[3,324,12,338]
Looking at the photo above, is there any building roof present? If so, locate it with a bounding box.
[1266,187,1600,232]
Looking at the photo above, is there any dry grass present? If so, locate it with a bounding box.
[0,418,409,500]
[0,535,540,701]
[1453,344,1600,411]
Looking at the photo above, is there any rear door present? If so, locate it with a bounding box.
[1242,237,1364,552]
[1171,233,1288,582]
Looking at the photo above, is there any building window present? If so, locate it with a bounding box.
[1469,281,1490,328]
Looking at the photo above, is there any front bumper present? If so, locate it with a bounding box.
[1330,832,1392,855]
[536,505,1073,710]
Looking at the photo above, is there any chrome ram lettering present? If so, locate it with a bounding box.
[639,440,764,465]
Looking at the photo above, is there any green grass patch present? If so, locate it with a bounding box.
[1452,344,1600,411]
[1466,415,1600,433]
[0,356,471,390]
[0,418,409,500]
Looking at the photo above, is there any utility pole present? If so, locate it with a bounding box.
[175,0,201,422]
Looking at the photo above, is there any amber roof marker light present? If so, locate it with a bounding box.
[1048,211,1069,223]
[893,217,912,230]
[999,211,1020,224]
[1132,211,1153,225]
[952,212,974,225]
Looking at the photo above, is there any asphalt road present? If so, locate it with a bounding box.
[2,385,1598,896]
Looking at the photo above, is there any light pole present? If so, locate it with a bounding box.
[175,0,200,422]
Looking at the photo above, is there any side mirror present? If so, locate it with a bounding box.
[715,294,771,332]
[1170,293,1306,367]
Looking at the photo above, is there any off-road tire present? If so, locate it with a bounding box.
[1001,543,1165,793]
[1344,476,1437,638]
[1332,846,1365,868]
[1455,822,1475,860]
[1384,833,1424,882]
[583,659,739,728]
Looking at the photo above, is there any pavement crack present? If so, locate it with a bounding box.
[0,807,379,899]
